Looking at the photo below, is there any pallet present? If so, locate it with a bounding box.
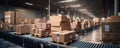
[52,39,76,45]
[33,34,49,38]
[15,32,29,35]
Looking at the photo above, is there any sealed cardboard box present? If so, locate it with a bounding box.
[15,24,30,34]
[102,16,120,43]
[51,31,76,43]
[15,24,25,34]
[5,11,22,24]
[51,26,71,32]
[49,16,68,22]
[5,11,15,24]
[36,23,51,30]
[35,29,46,37]
[16,12,21,24]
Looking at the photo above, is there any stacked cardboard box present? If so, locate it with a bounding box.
[71,21,81,31]
[81,20,88,30]
[5,11,15,24]
[15,24,30,35]
[102,16,120,44]
[49,16,71,32]
[51,31,76,44]
[5,11,21,25]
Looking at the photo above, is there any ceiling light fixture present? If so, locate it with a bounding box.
[58,0,78,3]
[68,4,81,8]
[25,2,33,6]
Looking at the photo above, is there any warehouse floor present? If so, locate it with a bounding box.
[0,38,24,48]
[1,26,120,48]
[8,27,101,44]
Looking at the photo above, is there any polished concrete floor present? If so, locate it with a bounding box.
[0,38,24,48]
[78,27,101,43]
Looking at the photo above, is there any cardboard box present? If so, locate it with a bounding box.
[15,24,25,34]
[51,31,76,43]
[49,16,68,22]
[5,11,15,24]
[16,12,21,24]
[5,11,22,24]
[15,24,30,34]
[36,23,51,30]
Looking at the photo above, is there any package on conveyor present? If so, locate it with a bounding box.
[102,16,120,43]
[36,23,51,30]
[15,24,30,35]
[49,16,71,32]
[49,16,69,26]
[51,31,76,44]
[34,28,51,37]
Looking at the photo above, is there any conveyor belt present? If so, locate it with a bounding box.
[0,26,120,48]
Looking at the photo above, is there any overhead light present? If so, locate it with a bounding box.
[79,9,87,12]
[25,2,33,6]
[68,4,81,8]
[45,7,48,10]
[58,0,78,3]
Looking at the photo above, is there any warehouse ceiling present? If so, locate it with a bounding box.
[0,0,110,18]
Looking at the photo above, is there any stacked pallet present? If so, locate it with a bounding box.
[51,31,76,45]
[49,16,71,32]
[15,24,30,35]
[49,16,76,45]
[30,18,51,37]
[71,20,81,32]
[102,16,120,45]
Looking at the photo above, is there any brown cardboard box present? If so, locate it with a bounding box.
[51,31,76,43]
[15,24,25,34]
[15,24,30,34]
[35,29,46,37]
[30,28,36,35]
[34,18,41,24]
[51,26,71,32]
[36,23,51,30]
[93,18,100,22]
[5,11,15,24]
[49,16,68,22]
[31,24,36,29]
[49,16,69,26]
[16,12,21,24]
[108,16,120,22]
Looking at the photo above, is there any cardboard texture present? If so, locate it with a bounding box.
[15,24,30,34]
[5,11,22,24]
[5,11,15,24]
[51,31,76,43]
[102,16,120,42]
[16,12,21,24]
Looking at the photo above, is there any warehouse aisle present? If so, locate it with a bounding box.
[0,38,24,48]
[79,27,101,43]
[70,27,102,47]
